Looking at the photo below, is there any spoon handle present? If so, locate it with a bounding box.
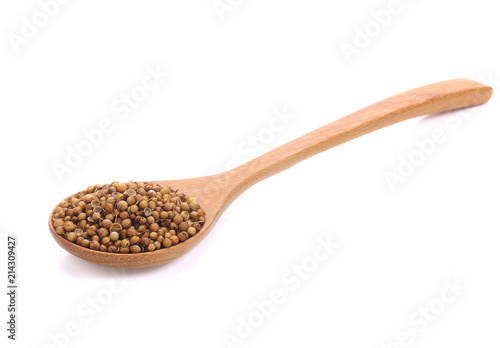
[228,78,492,193]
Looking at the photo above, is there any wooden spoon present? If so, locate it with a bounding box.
[49,79,493,268]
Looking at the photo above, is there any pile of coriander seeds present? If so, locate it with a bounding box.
[51,181,205,253]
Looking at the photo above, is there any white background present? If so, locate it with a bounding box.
[1,1,499,347]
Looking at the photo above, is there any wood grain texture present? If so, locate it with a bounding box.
[48,79,492,268]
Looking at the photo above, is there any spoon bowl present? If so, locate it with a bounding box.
[49,79,493,268]
[49,176,231,268]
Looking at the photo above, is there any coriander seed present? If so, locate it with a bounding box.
[162,238,172,248]
[110,223,122,233]
[63,221,76,232]
[109,231,119,242]
[130,245,141,253]
[187,227,197,237]
[121,219,132,229]
[116,183,127,193]
[117,201,128,211]
[178,232,189,242]
[130,236,140,245]
[130,205,139,214]
[51,181,205,254]
[102,219,112,229]
[171,235,179,245]
[173,215,183,225]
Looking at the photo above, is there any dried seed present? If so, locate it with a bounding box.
[110,223,123,233]
[52,181,205,253]
[109,232,120,241]
[131,245,141,253]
